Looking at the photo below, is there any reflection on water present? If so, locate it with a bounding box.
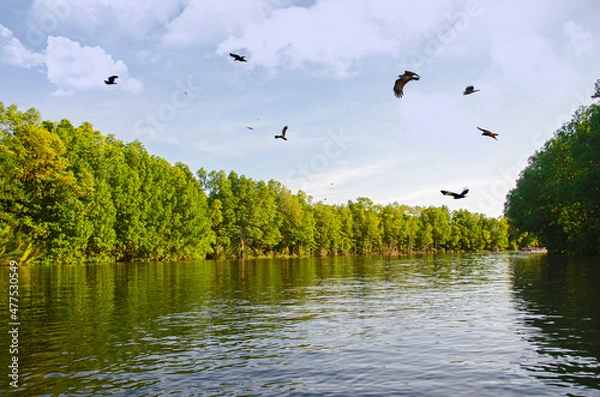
[0,253,598,396]
[511,253,600,390]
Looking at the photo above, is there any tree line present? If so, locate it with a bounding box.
[504,80,600,256]
[198,169,510,258]
[1,102,510,264]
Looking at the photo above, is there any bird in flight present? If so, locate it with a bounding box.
[275,126,288,141]
[229,53,247,62]
[477,126,498,140]
[104,75,118,85]
[463,85,479,95]
[393,71,420,98]
[441,188,469,199]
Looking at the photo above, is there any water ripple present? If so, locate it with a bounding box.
[1,253,599,396]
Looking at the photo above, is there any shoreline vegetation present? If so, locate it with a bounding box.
[2,79,599,264]
[1,102,512,265]
[505,80,600,257]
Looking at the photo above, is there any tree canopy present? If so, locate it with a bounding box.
[1,103,213,264]
[504,80,600,255]
[1,102,510,264]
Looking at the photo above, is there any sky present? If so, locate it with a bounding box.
[1,0,599,218]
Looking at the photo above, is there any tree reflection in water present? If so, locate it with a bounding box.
[511,253,600,391]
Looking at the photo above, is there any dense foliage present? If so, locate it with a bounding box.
[0,103,213,264]
[197,172,509,259]
[1,102,509,264]
[505,81,600,255]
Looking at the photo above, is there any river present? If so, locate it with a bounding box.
[1,252,599,396]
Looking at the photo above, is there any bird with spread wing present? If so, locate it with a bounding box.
[477,126,498,140]
[441,188,469,199]
[229,53,247,62]
[393,71,420,98]
[104,75,118,85]
[275,126,288,141]
[463,85,479,95]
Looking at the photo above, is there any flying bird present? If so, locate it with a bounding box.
[104,75,118,85]
[477,126,498,140]
[275,126,288,141]
[463,85,479,95]
[393,71,420,98]
[229,53,247,62]
[247,127,254,130]
[441,188,469,199]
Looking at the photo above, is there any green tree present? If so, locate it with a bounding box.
[451,210,484,251]
[485,217,509,251]
[506,82,600,255]
[199,169,239,258]
[348,197,382,254]
[277,187,314,256]
[421,206,451,251]
[167,163,213,259]
[252,180,282,255]
[379,203,408,254]
[0,112,80,263]
[313,202,343,256]
[337,204,354,255]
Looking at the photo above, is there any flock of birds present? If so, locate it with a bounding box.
[103,52,501,203]
[392,71,498,200]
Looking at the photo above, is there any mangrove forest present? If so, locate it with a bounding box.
[505,81,600,256]
[1,102,511,264]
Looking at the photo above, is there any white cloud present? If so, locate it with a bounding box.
[0,23,142,95]
[563,20,594,59]
[0,24,45,68]
[215,0,459,77]
[163,0,269,48]
[28,0,188,39]
[44,36,143,95]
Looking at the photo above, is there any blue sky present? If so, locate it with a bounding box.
[1,0,599,217]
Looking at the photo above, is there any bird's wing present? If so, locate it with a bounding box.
[476,126,491,134]
[393,78,408,97]
[441,190,455,196]
[229,53,236,58]
[404,70,420,80]
[460,189,469,196]
[466,85,474,90]
[281,126,288,137]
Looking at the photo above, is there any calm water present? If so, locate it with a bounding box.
[1,253,599,396]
